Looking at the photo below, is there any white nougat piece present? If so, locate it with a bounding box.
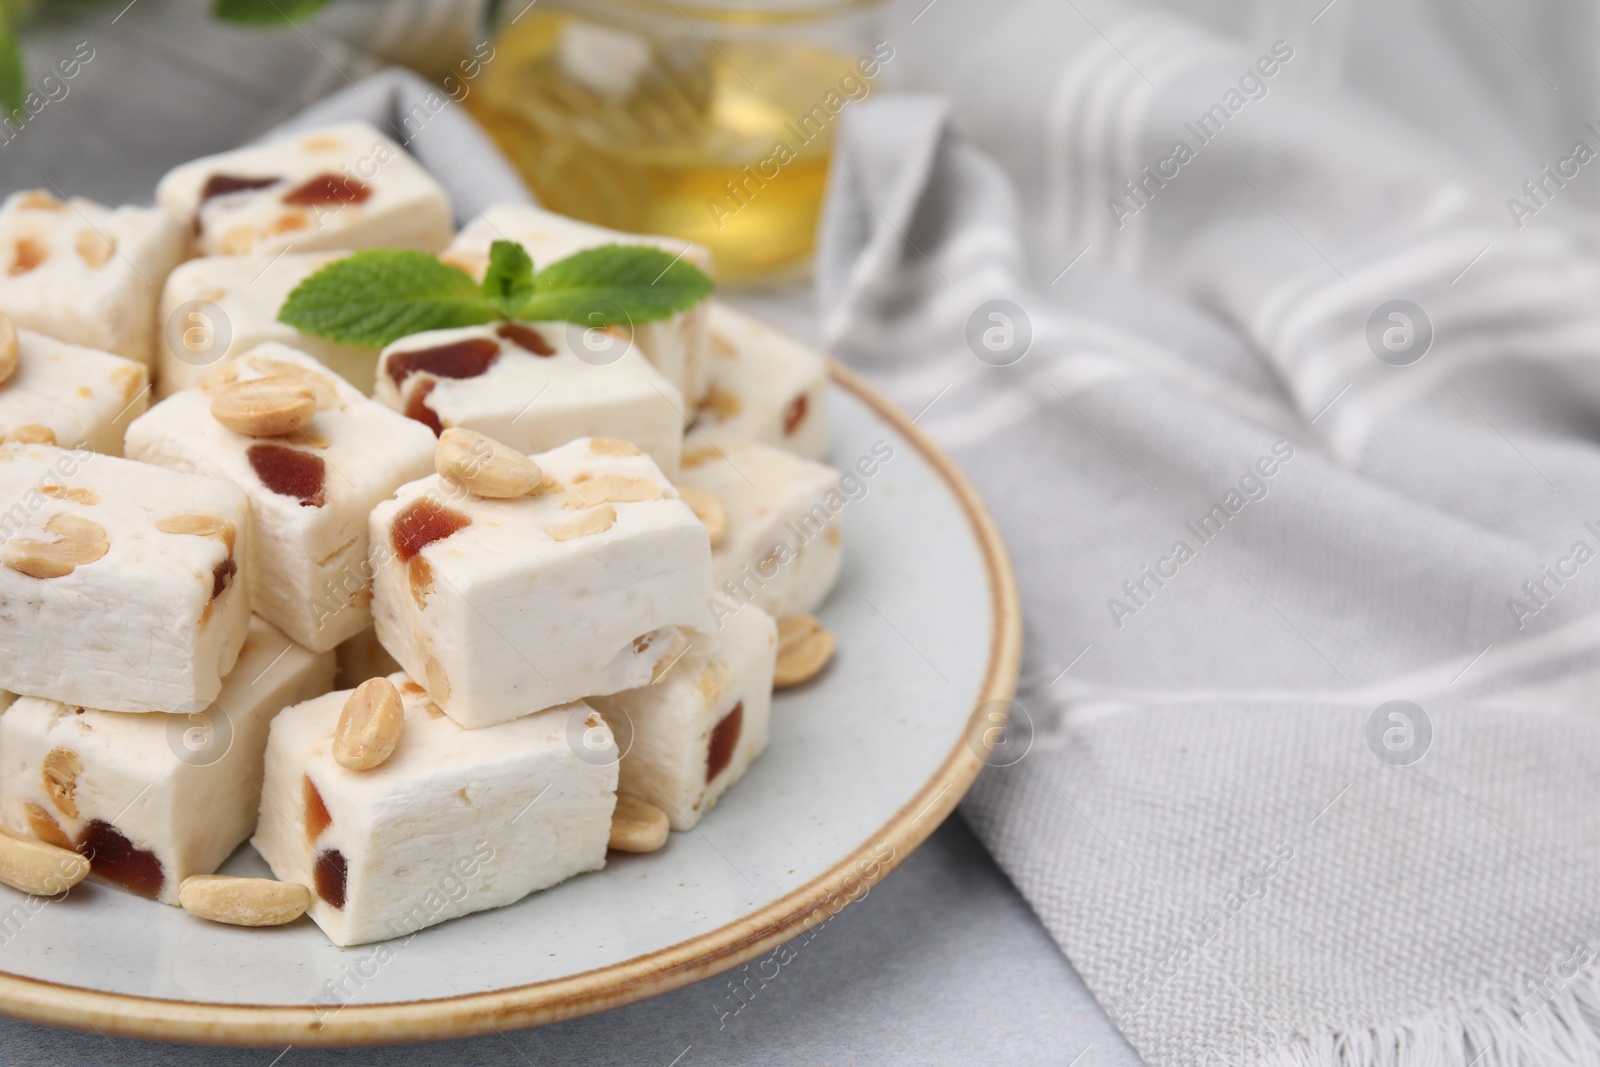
[0,190,184,365]
[602,604,776,831]
[125,345,436,653]
[369,437,715,728]
[681,441,845,619]
[0,444,250,714]
[376,323,683,476]
[253,673,618,946]
[156,121,454,258]
[157,252,377,395]
[0,329,149,454]
[446,204,713,405]
[695,302,830,461]
[0,616,333,904]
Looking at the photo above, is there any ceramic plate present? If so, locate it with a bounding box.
[0,363,1020,1046]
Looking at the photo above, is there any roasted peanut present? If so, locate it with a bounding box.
[4,514,109,579]
[774,615,835,689]
[0,315,16,387]
[0,833,89,895]
[588,438,641,457]
[2,424,54,445]
[40,485,97,505]
[609,794,669,853]
[41,748,81,817]
[244,358,340,410]
[435,428,543,499]
[210,375,317,437]
[333,677,403,771]
[157,514,237,554]
[562,474,662,509]
[547,505,616,542]
[674,485,726,548]
[73,228,116,268]
[697,386,741,420]
[179,875,311,926]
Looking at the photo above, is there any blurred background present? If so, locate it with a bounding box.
[6,0,1599,272]
[4,0,897,279]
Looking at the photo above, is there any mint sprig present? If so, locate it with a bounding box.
[277,250,499,349]
[278,241,712,350]
[481,239,535,316]
[520,246,713,325]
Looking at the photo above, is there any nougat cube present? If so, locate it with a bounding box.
[446,204,713,405]
[370,437,715,728]
[0,444,250,713]
[253,674,618,946]
[157,252,377,396]
[602,604,776,831]
[126,345,436,653]
[156,121,454,258]
[0,616,333,903]
[680,441,844,619]
[696,302,830,461]
[0,329,149,454]
[376,323,683,476]
[0,190,184,365]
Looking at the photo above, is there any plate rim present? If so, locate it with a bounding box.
[0,360,1022,1047]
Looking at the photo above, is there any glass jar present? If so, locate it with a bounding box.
[468,0,889,281]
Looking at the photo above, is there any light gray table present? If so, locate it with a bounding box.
[0,3,1143,1061]
[0,816,1138,1066]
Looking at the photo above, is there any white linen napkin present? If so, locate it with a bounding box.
[812,2,1600,1064]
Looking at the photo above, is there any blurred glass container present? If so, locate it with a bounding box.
[314,0,491,79]
[468,0,887,280]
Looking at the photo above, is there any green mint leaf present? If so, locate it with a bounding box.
[279,250,499,349]
[513,245,713,326]
[0,7,23,120]
[213,0,333,25]
[481,239,535,314]
[278,242,713,348]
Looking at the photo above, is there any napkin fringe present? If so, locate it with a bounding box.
[1248,960,1600,1067]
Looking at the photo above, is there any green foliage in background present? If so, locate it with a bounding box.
[212,0,332,25]
[0,0,26,118]
[0,0,336,116]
